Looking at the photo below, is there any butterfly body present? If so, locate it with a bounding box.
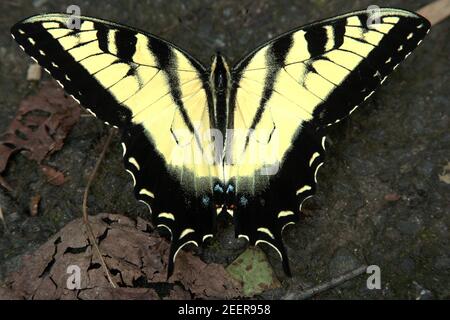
[210,53,232,137]
[11,8,430,276]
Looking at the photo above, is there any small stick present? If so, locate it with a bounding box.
[285,265,368,300]
[0,206,7,231]
[82,129,116,288]
[417,0,450,26]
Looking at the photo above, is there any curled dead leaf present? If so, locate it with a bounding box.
[0,175,13,191]
[40,165,65,186]
[0,81,79,183]
[0,213,242,300]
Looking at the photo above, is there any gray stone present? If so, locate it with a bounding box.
[329,248,360,278]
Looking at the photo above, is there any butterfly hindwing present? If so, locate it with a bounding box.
[229,8,430,273]
[11,14,220,276]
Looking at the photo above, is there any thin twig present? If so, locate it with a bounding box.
[417,0,450,26]
[0,206,7,231]
[3,1,21,7]
[285,265,368,300]
[82,129,116,288]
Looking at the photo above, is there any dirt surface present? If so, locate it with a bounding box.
[0,0,448,299]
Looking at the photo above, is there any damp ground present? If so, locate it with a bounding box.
[0,0,448,299]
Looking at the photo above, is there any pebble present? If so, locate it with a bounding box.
[223,8,232,18]
[413,282,434,300]
[32,0,48,8]
[329,247,360,278]
[396,216,422,236]
[27,64,41,81]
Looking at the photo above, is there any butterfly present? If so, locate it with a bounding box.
[11,8,430,277]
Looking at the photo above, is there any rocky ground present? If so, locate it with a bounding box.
[0,0,448,299]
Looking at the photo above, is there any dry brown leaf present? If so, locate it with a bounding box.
[40,165,65,186]
[163,285,191,300]
[0,213,242,300]
[0,81,79,181]
[384,193,401,202]
[171,251,243,299]
[0,287,23,300]
[78,287,159,300]
[0,175,13,191]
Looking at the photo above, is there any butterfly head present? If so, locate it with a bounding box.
[210,52,231,93]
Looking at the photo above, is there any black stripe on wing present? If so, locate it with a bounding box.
[304,23,328,56]
[243,36,293,147]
